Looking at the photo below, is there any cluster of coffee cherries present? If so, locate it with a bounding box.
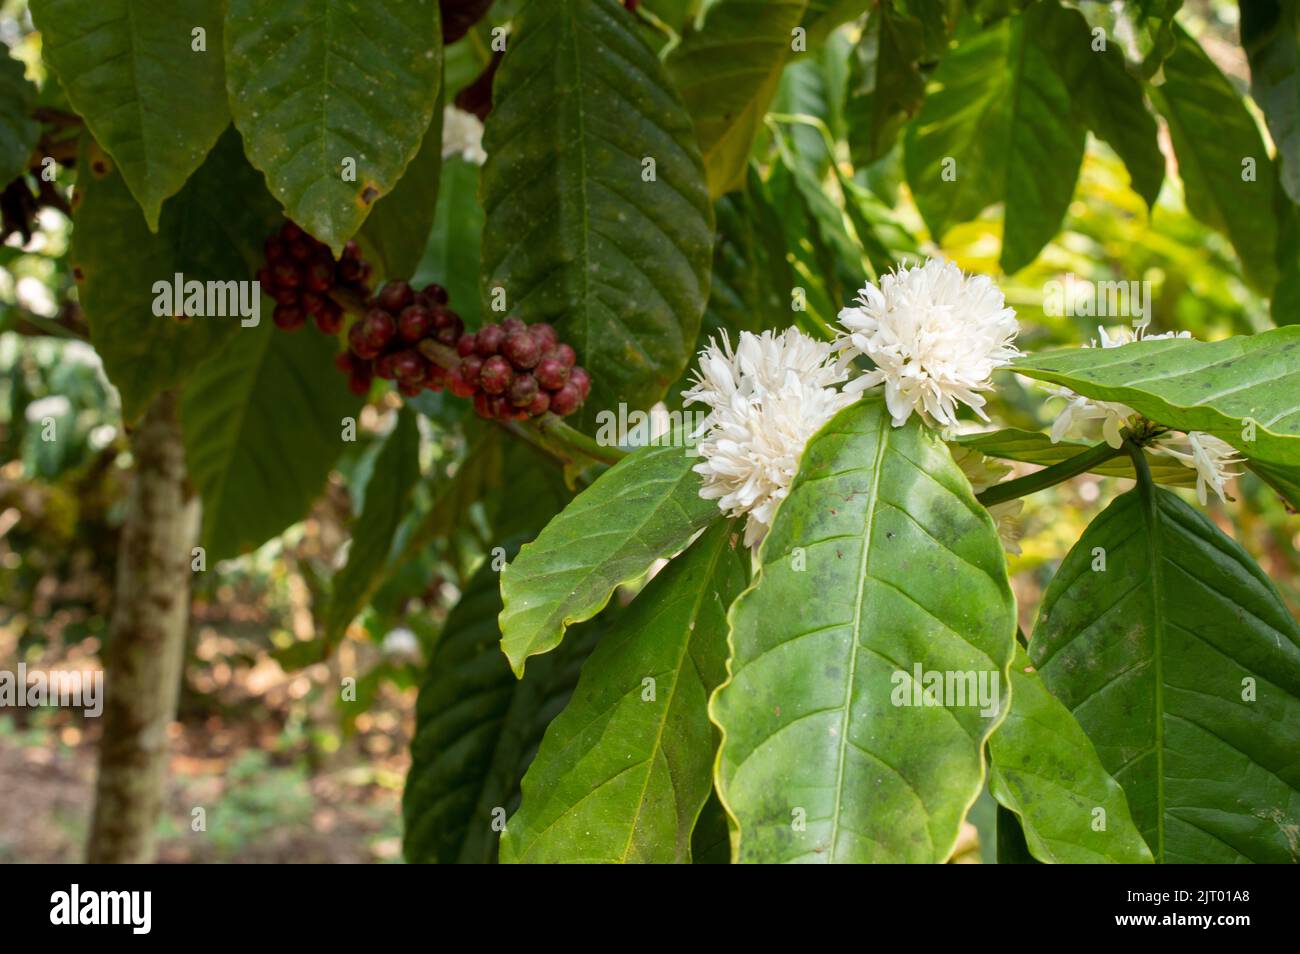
[450,318,590,420]
[340,280,463,397]
[259,222,372,334]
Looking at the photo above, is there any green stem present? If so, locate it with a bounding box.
[539,416,627,465]
[975,440,1127,507]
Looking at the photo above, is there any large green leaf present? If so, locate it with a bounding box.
[1037,2,1163,207]
[1148,28,1278,293]
[481,0,714,429]
[713,398,1017,862]
[360,89,444,281]
[0,50,39,185]
[501,521,745,863]
[668,0,809,198]
[1010,327,1300,468]
[181,321,364,562]
[988,645,1153,863]
[403,550,605,864]
[72,129,282,422]
[324,408,421,645]
[906,7,1090,273]
[224,0,443,252]
[1031,473,1300,862]
[499,438,719,676]
[1242,0,1300,205]
[32,0,229,229]
[952,428,1196,487]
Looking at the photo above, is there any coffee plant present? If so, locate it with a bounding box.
[2,0,1298,865]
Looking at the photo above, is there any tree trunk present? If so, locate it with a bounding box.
[86,390,199,863]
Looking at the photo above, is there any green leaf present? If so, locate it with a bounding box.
[403,549,606,864]
[995,803,1040,864]
[360,91,444,281]
[1242,0,1300,204]
[802,0,873,48]
[499,437,719,676]
[32,0,230,229]
[501,521,746,863]
[904,8,1086,273]
[988,645,1153,863]
[181,321,364,562]
[1147,28,1279,292]
[952,428,1196,487]
[414,156,485,327]
[1030,473,1300,863]
[481,0,714,429]
[0,50,39,184]
[1248,457,1300,511]
[845,3,929,168]
[1036,2,1163,207]
[325,408,421,644]
[1010,327,1300,468]
[224,0,443,252]
[71,129,282,423]
[669,0,810,198]
[713,398,1017,862]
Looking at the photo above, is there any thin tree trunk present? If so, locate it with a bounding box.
[86,390,199,863]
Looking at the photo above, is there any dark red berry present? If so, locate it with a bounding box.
[280,222,304,242]
[337,257,364,283]
[374,352,401,381]
[479,355,513,395]
[434,314,464,345]
[456,333,477,357]
[348,366,373,396]
[459,355,484,386]
[399,381,424,397]
[426,364,448,391]
[569,366,591,399]
[272,285,299,306]
[550,382,582,416]
[535,354,570,390]
[273,303,306,331]
[377,280,415,313]
[502,329,542,369]
[335,352,356,373]
[449,368,477,398]
[288,239,312,262]
[526,391,551,417]
[552,343,576,369]
[342,240,362,260]
[301,291,326,315]
[361,308,397,350]
[422,283,449,305]
[531,323,559,350]
[501,316,526,335]
[271,261,301,288]
[487,395,511,418]
[348,321,381,360]
[475,323,506,356]
[304,259,334,292]
[398,305,434,342]
[264,238,288,263]
[473,392,493,418]
[509,373,539,407]
[315,304,344,335]
[392,350,427,384]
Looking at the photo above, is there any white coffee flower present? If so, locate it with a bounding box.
[442,106,486,165]
[837,259,1020,428]
[1152,431,1244,505]
[1047,324,1191,448]
[683,329,859,547]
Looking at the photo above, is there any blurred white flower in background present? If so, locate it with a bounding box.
[442,106,486,165]
[684,329,858,547]
[837,259,1020,428]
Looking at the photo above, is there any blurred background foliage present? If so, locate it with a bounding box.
[0,0,1294,862]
